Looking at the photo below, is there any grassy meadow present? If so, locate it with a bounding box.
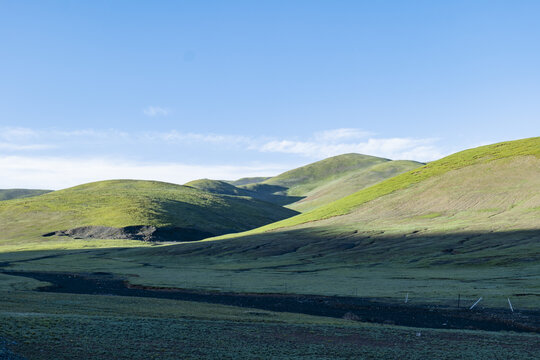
[0,275,538,359]
[0,138,539,359]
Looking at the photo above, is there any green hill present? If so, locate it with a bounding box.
[232,154,422,211]
[0,189,52,201]
[288,160,423,212]
[238,137,540,233]
[0,179,298,244]
[2,138,539,311]
[186,179,303,206]
[259,153,389,196]
[228,177,270,186]
[185,179,253,197]
[126,137,539,306]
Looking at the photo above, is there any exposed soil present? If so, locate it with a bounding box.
[4,271,539,333]
[42,225,214,242]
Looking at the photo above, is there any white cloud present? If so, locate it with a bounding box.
[0,156,288,190]
[0,142,55,151]
[256,135,444,161]
[0,127,39,141]
[147,130,253,145]
[314,128,372,142]
[0,127,450,188]
[143,106,169,117]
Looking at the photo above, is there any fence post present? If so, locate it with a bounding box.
[507,297,514,313]
[469,297,482,310]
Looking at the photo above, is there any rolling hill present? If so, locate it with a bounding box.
[288,160,422,212]
[249,137,540,233]
[0,189,52,201]
[1,138,538,311]
[257,153,389,196]
[221,154,423,211]
[186,179,303,206]
[0,179,298,244]
[228,177,270,186]
[124,137,539,305]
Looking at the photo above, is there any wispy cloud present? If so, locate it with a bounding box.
[0,126,451,188]
[0,155,288,190]
[255,133,444,161]
[143,106,170,117]
[145,130,253,145]
[314,128,372,142]
[0,142,55,151]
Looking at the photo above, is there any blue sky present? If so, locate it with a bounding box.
[1,1,539,189]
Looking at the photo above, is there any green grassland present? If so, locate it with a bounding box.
[1,138,539,358]
[0,189,52,201]
[1,282,537,359]
[0,179,298,246]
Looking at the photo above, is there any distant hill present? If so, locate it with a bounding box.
[185,179,253,197]
[186,179,303,206]
[228,177,270,186]
[288,160,422,212]
[148,137,540,297]
[228,153,422,211]
[0,180,298,243]
[0,189,52,201]
[248,137,540,233]
[260,153,389,196]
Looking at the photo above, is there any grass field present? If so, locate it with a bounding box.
[0,138,538,359]
[0,276,538,360]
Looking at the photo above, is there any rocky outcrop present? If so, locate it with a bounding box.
[42,225,214,242]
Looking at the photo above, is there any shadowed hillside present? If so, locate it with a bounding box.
[185,179,303,206]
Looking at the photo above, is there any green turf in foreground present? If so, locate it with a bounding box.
[0,287,538,360]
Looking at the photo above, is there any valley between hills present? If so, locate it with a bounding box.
[0,137,539,359]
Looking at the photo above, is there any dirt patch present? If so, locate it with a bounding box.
[42,225,214,242]
[4,271,539,333]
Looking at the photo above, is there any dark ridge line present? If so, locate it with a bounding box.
[3,270,539,334]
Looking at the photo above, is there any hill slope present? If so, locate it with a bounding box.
[0,189,52,201]
[251,137,540,233]
[228,177,270,186]
[131,138,539,305]
[232,153,421,211]
[259,153,389,196]
[288,160,423,212]
[0,180,298,243]
[185,179,253,197]
[185,179,303,206]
